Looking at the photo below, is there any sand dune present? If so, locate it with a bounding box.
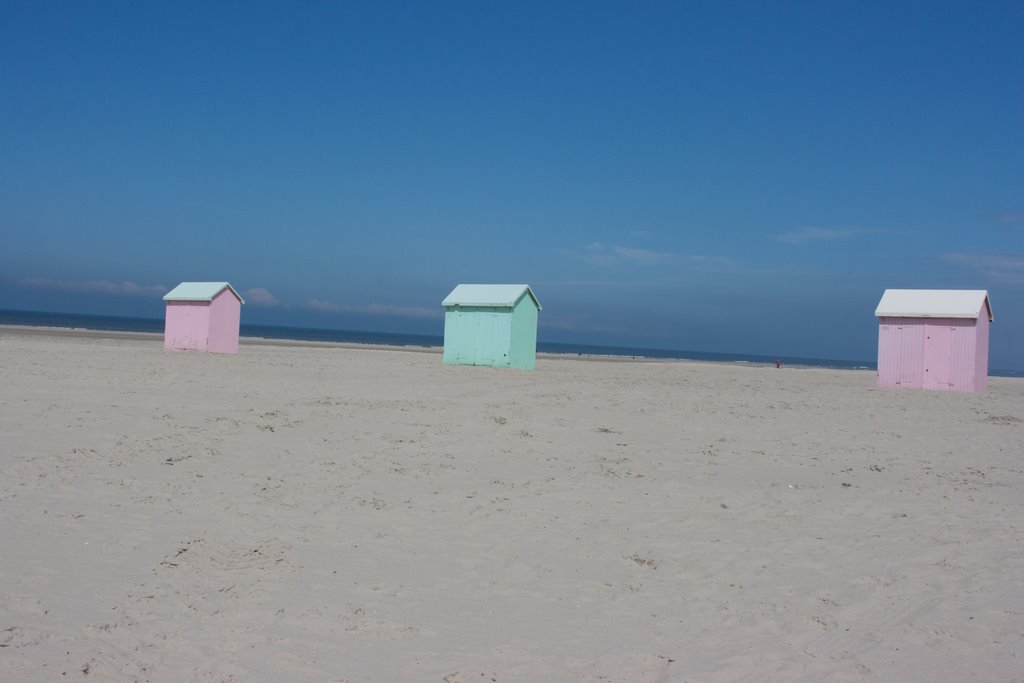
[1,328,1022,682]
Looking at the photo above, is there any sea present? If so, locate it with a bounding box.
[2,308,1020,377]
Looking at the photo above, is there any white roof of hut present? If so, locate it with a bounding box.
[442,284,541,310]
[874,289,992,321]
[164,282,245,304]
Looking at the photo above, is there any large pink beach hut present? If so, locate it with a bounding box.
[875,289,993,393]
[163,282,245,354]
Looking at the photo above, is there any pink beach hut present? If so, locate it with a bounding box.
[875,289,993,393]
[163,282,245,354]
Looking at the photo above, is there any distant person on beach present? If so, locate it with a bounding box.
[775,358,782,369]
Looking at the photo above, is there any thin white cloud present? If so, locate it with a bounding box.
[537,279,665,288]
[305,298,344,313]
[993,212,1024,225]
[773,226,868,245]
[19,277,167,297]
[683,254,739,268]
[612,245,673,262]
[243,287,280,307]
[568,242,676,266]
[562,242,738,271]
[940,253,1024,284]
[305,298,440,319]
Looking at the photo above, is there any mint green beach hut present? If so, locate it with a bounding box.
[442,284,542,370]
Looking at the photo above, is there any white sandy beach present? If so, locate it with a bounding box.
[1,327,1022,682]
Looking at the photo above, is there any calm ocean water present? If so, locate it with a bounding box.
[2,308,1020,377]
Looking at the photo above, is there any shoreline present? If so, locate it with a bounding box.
[0,323,874,370]
[0,323,442,354]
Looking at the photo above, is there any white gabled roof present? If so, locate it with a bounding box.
[164,282,245,304]
[442,284,541,310]
[875,289,991,321]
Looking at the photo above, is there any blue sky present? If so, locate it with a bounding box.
[2,2,1022,369]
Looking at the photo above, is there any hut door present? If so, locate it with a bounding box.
[893,323,924,387]
[473,312,500,365]
[923,324,953,389]
[168,303,197,349]
[182,304,198,349]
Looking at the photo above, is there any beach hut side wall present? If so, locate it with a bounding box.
[974,312,990,393]
[508,293,539,370]
[443,306,514,367]
[206,288,242,354]
[164,301,212,352]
